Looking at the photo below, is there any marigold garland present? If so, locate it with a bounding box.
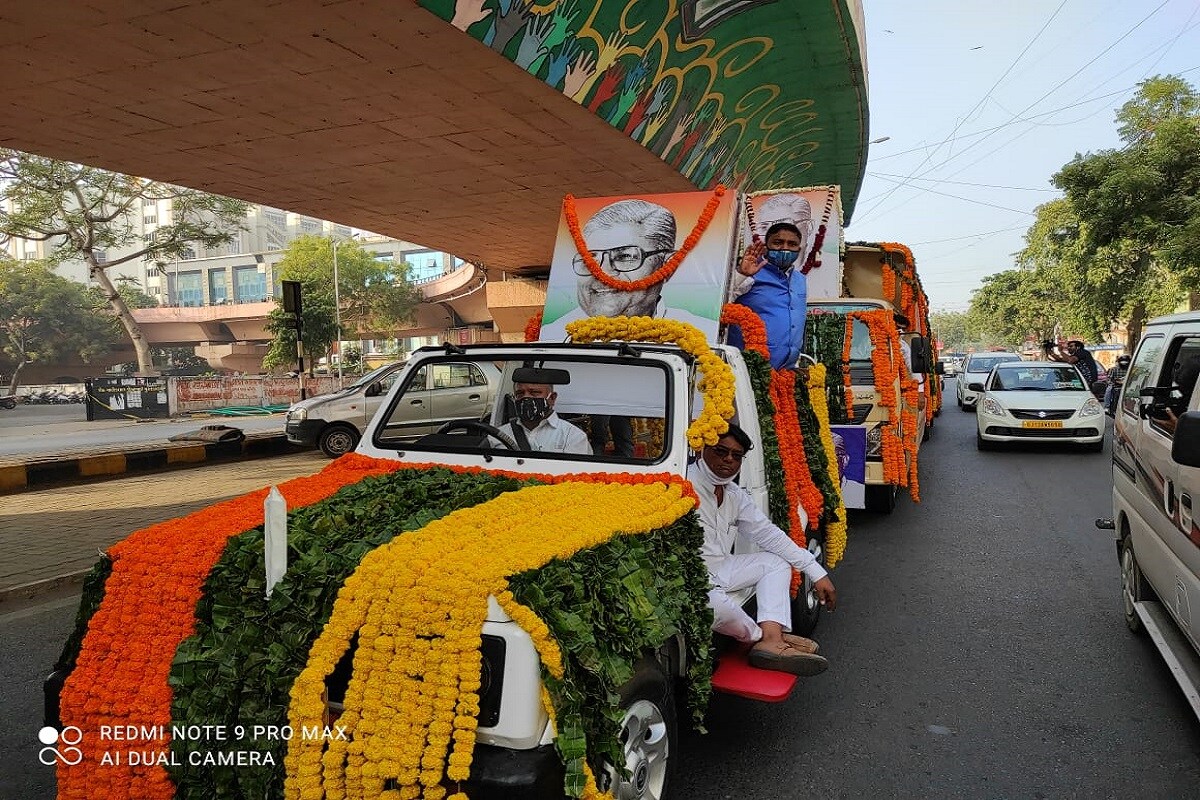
[719,303,768,357]
[566,316,734,449]
[56,454,414,800]
[524,314,542,342]
[807,364,849,567]
[284,481,694,800]
[840,317,856,420]
[563,186,726,291]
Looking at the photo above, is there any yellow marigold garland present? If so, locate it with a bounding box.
[806,364,849,567]
[284,481,694,800]
[566,316,734,449]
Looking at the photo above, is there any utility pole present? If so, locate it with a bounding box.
[282,280,305,400]
[332,238,343,387]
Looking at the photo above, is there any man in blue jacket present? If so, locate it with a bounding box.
[727,222,808,369]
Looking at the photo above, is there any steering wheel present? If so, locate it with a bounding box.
[435,420,520,450]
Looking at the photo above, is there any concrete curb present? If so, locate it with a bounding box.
[0,570,90,609]
[0,432,299,495]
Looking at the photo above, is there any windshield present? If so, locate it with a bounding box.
[988,365,1086,391]
[966,355,1019,373]
[373,354,673,464]
[348,362,400,390]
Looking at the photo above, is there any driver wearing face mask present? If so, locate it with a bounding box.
[728,222,809,370]
[495,367,591,454]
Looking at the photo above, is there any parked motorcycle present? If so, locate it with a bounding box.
[0,395,17,410]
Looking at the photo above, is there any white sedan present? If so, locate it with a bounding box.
[971,361,1106,452]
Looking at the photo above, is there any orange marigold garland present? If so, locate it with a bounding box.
[841,316,856,420]
[56,454,413,800]
[525,314,542,342]
[564,186,726,291]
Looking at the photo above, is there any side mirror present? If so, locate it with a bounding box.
[909,335,930,374]
[1172,411,1200,467]
[934,361,946,376]
[968,382,985,392]
[364,381,383,398]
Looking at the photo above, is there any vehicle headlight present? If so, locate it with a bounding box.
[287,407,307,422]
[981,397,1005,416]
[1079,398,1103,417]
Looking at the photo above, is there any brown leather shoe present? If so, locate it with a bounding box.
[749,644,829,676]
[783,633,819,654]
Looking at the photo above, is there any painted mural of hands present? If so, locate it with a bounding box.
[565,49,597,100]
[664,111,697,155]
[609,58,650,124]
[543,0,581,51]
[451,0,491,32]
[490,0,532,54]
[515,10,555,69]
[622,84,656,134]
[586,62,626,113]
[546,37,582,90]
[646,80,672,118]
[594,30,628,74]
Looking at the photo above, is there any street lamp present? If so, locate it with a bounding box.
[332,238,344,387]
[870,136,891,144]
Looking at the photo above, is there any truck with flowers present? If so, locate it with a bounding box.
[804,241,939,513]
[44,189,848,800]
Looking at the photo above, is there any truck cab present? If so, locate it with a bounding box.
[351,340,813,797]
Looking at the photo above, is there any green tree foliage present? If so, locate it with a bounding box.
[0,259,118,393]
[967,268,1068,349]
[264,237,422,372]
[1043,76,1198,344]
[928,310,973,351]
[0,151,249,375]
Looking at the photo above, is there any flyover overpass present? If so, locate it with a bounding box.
[0,0,868,345]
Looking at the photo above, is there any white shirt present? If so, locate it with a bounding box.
[687,464,828,583]
[899,339,926,389]
[496,412,591,455]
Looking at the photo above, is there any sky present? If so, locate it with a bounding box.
[850,0,1200,313]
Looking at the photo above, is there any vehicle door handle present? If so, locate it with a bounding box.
[1164,479,1177,517]
[468,394,480,400]
[410,399,423,405]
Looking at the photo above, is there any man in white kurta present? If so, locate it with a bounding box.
[688,424,836,675]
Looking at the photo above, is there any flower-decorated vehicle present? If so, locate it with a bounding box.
[804,241,939,513]
[44,188,849,800]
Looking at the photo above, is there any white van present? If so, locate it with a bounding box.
[285,360,501,457]
[1108,311,1200,716]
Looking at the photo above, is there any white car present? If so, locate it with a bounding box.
[972,361,1106,451]
[957,352,1023,410]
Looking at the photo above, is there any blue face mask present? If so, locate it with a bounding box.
[765,249,799,269]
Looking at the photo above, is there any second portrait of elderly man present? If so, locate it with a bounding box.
[544,198,716,336]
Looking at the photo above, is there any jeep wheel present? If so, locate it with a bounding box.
[318,424,360,458]
[599,658,676,800]
[791,533,826,637]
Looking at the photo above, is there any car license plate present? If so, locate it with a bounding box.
[1022,420,1063,429]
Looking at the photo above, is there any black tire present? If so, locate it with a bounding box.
[864,484,897,514]
[598,657,677,800]
[1120,530,1155,634]
[318,424,360,458]
[976,431,995,451]
[0,398,14,409]
[791,534,826,637]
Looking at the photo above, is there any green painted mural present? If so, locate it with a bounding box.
[419,0,869,219]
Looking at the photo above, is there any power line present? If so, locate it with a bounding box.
[855,0,1069,223]
[867,173,1037,216]
[910,225,1028,245]
[867,172,1058,192]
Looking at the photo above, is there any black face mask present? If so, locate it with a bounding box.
[514,395,551,425]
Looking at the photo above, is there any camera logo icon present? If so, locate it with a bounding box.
[38,726,83,766]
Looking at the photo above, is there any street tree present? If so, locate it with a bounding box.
[0,151,248,375]
[928,310,973,352]
[264,236,422,372]
[0,259,117,394]
[967,268,1069,348]
[1047,76,1199,343]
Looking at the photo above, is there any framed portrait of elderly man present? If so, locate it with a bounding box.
[540,189,740,342]
[741,186,844,300]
